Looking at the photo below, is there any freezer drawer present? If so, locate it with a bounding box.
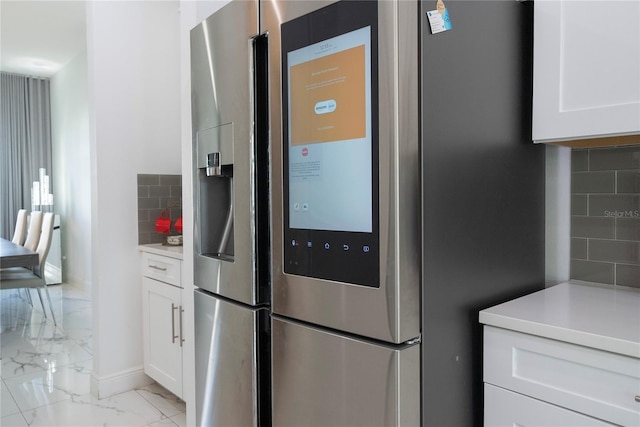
[194,289,270,427]
[272,316,420,426]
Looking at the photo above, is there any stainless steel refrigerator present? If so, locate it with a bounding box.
[191,0,544,425]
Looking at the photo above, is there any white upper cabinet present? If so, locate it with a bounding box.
[533,1,640,143]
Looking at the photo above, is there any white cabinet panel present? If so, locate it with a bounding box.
[484,384,615,427]
[533,1,640,142]
[142,276,183,398]
[484,326,640,426]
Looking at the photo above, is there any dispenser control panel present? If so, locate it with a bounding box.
[281,1,379,287]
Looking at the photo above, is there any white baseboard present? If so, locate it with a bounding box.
[90,366,154,399]
[65,272,92,297]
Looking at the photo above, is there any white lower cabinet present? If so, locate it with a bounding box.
[141,252,184,399]
[483,326,640,427]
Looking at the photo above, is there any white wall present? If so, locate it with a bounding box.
[86,0,182,398]
[545,145,571,286]
[179,3,197,425]
[50,49,92,296]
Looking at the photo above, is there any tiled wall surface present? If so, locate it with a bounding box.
[571,146,640,288]
[137,174,182,244]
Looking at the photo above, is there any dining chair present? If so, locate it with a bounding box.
[1,212,57,325]
[23,211,43,251]
[5,210,33,304]
[11,209,28,245]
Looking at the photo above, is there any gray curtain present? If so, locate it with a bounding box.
[0,72,53,239]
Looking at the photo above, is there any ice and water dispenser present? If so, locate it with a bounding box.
[195,123,234,261]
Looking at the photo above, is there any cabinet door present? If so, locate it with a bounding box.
[142,277,183,398]
[484,384,615,427]
[484,326,640,426]
[533,1,640,142]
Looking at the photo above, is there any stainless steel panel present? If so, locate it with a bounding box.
[272,316,420,426]
[191,1,262,304]
[195,289,268,427]
[196,124,234,168]
[267,1,421,344]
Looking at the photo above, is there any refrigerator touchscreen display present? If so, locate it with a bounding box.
[287,27,372,233]
[282,1,379,287]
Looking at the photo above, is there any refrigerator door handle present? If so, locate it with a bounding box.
[252,33,271,302]
[171,303,179,343]
[179,305,185,347]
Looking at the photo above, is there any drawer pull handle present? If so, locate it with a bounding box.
[149,264,167,271]
[636,395,640,403]
[171,303,179,343]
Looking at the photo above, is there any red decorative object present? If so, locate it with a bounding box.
[155,210,171,234]
[174,216,183,234]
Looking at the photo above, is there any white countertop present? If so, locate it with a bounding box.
[138,243,183,260]
[479,282,640,358]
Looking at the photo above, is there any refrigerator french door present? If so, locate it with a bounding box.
[190,1,270,425]
[268,1,422,425]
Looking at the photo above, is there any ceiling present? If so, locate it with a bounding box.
[1,1,86,78]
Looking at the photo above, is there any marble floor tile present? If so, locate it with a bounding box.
[62,327,93,356]
[1,284,187,426]
[0,412,28,427]
[136,383,186,418]
[22,390,170,427]
[53,300,91,328]
[146,418,179,427]
[1,380,21,417]
[170,411,186,427]
[4,359,92,412]
[0,292,50,332]
[1,330,93,380]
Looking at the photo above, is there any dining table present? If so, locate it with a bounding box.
[0,237,39,269]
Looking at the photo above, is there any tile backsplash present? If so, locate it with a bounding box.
[570,146,640,288]
[137,174,182,245]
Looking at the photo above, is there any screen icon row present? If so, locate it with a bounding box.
[291,239,371,253]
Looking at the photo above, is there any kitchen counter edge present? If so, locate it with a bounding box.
[479,281,640,358]
[138,243,184,260]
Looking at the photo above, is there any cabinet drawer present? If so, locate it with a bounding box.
[485,384,615,427]
[141,252,181,287]
[484,326,640,426]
